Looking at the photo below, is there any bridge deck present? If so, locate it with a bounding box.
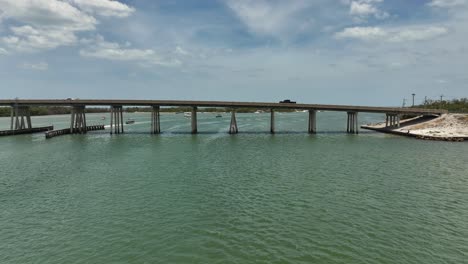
[0,99,447,115]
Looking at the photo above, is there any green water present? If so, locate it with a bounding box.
[1,112,467,263]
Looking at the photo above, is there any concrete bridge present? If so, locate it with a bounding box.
[0,99,447,136]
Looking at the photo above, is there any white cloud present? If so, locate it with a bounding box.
[350,1,377,16]
[80,36,181,67]
[0,0,134,53]
[67,0,135,18]
[19,62,48,71]
[428,0,467,8]
[0,47,8,55]
[0,0,96,30]
[348,0,389,21]
[335,26,386,40]
[388,26,448,42]
[175,46,189,56]
[335,26,448,42]
[2,25,77,52]
[226,0,313,38]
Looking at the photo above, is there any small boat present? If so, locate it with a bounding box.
[101,116,106,120]
[125,119,135,124]
[215,113,222,118]
[184,112,191,118]
[254,110,263,114]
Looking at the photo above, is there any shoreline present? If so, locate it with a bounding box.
[362,114,468,142]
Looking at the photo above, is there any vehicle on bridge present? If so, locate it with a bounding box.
[279,99,296,104]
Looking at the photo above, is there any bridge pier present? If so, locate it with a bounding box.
[10,105,32,130]
[229,109,238,134]
[270,109,275,134]
[110,106,124,134]
[308,110,317,134]
[151,106,161,134]
[385,113,401,128]
[70,105,87,134]
[347,112,358,134]
[191,107,197,134]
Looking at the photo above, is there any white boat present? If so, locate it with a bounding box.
[184,112,191,118]
[254,110,264,114]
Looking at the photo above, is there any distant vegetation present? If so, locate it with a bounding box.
[416,98,468,113]
[0,106,296,117]
[0,106,107,117]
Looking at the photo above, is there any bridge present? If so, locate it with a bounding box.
[0,99,447,136]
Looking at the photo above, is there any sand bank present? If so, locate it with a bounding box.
[362,114,468,141]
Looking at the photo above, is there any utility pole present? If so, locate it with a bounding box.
[412,93,415,107]
[402,98,406,108]
[424,96,427,105]
[440,94,444,109]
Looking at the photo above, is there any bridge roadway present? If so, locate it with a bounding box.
[0,99,447,115]
[0,99,447,136]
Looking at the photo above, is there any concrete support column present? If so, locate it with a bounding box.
[70,105,87,134]
[386,113,399,128]
[120,107,123,133]
[355,112,359,134]
[10,105,32,130]
[388,114,398,127]
[270,109,275,134]
[151,106,161,134]
[347,112,350,133]
[110,106,124,134]
[191,107,197,134]
[308,110,317,134]
[10,107,14,130]
[347,112,358,134]
[229,109,238,134]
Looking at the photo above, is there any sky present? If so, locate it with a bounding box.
[0,0,467,106]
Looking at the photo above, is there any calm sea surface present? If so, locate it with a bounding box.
[1,112,467,263]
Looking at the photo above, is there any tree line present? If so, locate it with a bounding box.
[416,98,468,113]
[0,106,107,117]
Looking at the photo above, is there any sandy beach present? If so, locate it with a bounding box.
[363,114,468,140]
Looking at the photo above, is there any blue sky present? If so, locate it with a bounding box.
[0,0,467,105]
